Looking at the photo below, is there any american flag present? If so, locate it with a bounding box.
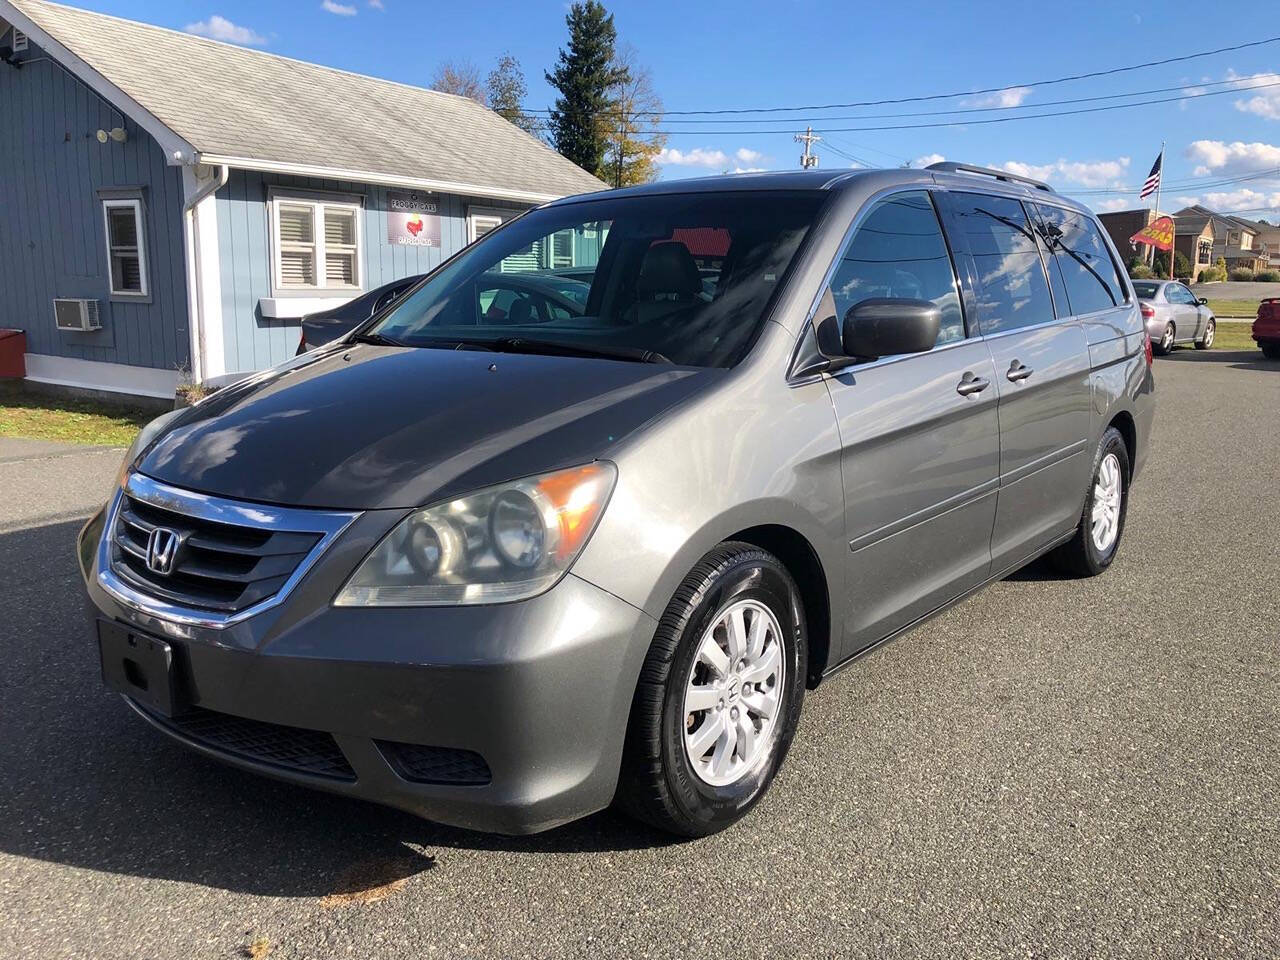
[1139,153,1163,199]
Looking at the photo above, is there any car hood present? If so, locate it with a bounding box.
[138,344,717,509]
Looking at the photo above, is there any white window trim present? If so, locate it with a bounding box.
[101,198,148,298]
[268,189,365,297]
[468,208,509,244]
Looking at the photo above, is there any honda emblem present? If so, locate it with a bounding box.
[145,527,181,576]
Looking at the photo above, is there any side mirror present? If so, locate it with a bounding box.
[1197,297,1208,305]
[843,298,941,360]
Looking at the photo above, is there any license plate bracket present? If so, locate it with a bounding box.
[98,621,188,717]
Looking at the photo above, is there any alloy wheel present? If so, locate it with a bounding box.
[1091,452,1123,553]
[682,599,784,787]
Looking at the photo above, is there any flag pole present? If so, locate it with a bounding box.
[1156,142,1174,278]
[1152,140,1165,271]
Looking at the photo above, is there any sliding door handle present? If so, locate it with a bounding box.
[1007,360,1034,382]
[956,372,990,396]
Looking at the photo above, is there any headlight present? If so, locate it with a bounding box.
[116,408,183,488]
[334,461,616,606]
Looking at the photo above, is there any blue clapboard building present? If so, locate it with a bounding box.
[0,0,604,398]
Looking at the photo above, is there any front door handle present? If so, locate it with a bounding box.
[1007,360,1034,382]
[956,372,990,396]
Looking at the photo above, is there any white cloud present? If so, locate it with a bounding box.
[995,157,1130,189]
[914,153,945,168]
[962,86,1032,109]
[185,15,267,45]
[322,0,358,13]
[1200,188,1280,212]
[1185,140,1280,177]
[1229,71,1280,120]
[1091,198,1131,213]
[658,147,768,170]
[368,0,384,7]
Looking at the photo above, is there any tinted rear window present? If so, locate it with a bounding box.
[945,192,1055,335]
[1131,281,1160,299]
[1033,204,1127,314]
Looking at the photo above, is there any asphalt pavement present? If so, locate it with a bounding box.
[0,347,1277,959]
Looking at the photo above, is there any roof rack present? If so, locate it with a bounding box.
[926,161,1055,193]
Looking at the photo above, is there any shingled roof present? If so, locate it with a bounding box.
[2,0,606,203]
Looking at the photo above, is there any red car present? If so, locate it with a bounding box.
[1254,299,1280,359]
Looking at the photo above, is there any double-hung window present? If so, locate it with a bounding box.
[271,193,363,293]
[102,199,148,297]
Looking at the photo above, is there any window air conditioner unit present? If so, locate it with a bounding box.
[53,298,101,332]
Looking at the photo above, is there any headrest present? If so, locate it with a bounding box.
[637,241,702,298]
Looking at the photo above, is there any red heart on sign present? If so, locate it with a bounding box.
[406,215,423,237]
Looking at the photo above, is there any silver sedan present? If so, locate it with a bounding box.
[1133,280,1217,354]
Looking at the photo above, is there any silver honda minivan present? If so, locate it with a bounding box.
[78,163,1155,837]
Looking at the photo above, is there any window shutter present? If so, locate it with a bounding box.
[278,205,314,244]
[279,250,316,286]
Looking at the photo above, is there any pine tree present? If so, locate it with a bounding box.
[487,54,539,136]
[545,1,628,176]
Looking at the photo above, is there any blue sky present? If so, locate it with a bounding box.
[73,0,1280,216]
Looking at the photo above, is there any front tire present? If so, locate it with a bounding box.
[615,542,807,837]
[1261,340,1280,360]
[1196,318,1215,349]
[1049,427,1130,578]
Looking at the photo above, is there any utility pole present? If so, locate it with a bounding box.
[796,127,820,169]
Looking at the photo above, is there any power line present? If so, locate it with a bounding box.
[533,74,1277,126]
[525,34,1280,118]
[523,77,1280,136]
[1070,168,1280,197]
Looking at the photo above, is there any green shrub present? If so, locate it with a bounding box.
[1197,266,1227,283]
[1229,267,1256,281]
[1128,263,1155,279]
[1253,269,1280,282]
[1174,252,1192,277]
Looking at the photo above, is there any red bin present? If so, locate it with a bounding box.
[0,329,25,379]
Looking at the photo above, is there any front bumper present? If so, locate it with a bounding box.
[78,499,657,835]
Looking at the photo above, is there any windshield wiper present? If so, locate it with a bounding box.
[349,331,406,347]
[459,336,671,364]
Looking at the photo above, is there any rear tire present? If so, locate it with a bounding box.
[1261,340,1280,360]
[1155,323,1175,355]
[1049,427,1130,578]
[615,542,807,837]
[1195,318,1215,349]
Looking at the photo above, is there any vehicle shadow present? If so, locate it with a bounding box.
[0,519,675,899]
[1159,348,1278,371]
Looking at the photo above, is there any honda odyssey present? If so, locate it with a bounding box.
[78,163,1155,837]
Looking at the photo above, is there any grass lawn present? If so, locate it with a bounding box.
[1200,322,1258,352]
[1205,299,1263,318]
[0,387,155,446]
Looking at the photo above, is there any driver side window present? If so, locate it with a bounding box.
[827,191,966,348]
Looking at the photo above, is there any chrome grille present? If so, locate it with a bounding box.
[100,473,357,628]
[112,494,321,613]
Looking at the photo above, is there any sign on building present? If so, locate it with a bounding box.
[387,190,441,247]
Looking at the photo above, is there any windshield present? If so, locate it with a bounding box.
[367,191,825,367]
[1131,281,1160,299]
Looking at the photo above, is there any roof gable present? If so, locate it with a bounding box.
[5,0,606,202]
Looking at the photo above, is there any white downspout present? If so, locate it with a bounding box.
[181,163,229,384]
